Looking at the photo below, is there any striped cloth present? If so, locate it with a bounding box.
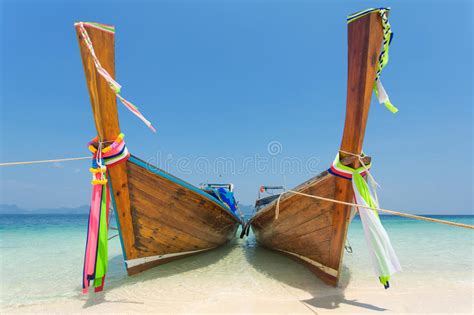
[83,134,130,294]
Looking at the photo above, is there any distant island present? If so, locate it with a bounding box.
[0,204,90,215]
[0,203,255,215]
[238,204,254,216]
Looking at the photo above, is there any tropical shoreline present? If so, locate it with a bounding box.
[2,217,473,314]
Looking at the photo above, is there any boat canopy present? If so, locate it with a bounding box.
[203,185,238,214]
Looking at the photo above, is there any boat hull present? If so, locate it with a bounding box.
[75,23,241,277]
[118,156,241,275]
[248,171,347,286]
[248,10,386,287]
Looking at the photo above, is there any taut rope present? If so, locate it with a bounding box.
[0,156,90,166]
[274,189,474,230]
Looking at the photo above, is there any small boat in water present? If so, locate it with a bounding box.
[75,22,242,293]
[247,8,401,288]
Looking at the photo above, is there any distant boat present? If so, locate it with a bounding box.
[75,22,242,286]
[246,8,399,287]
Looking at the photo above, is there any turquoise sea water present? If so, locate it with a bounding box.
[0,214,473,307]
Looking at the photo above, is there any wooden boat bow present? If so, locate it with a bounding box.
[248,10,386,286]
[75,23,138,260]
[329,10,385,282]
[76,23,241,286]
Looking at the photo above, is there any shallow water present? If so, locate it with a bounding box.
[0,214,473,307]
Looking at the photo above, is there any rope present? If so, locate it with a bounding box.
[76,22,156,132]
[345,239,353,253]
[0,156,90,167]
[274,189,474,230]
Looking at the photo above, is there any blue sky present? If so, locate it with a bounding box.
[0,0,472,214]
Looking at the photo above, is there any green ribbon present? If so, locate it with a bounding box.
[93,184,109,289]
[332,154,397,287]
[373,8,398,114]
[348,8,399,114]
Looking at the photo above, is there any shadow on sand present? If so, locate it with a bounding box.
[244,235,387,312]
[81,241,235,309]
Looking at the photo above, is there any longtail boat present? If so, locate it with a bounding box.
[247,8,401,288]
[75,22,242,293]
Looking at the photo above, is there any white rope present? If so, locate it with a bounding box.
[0,156,90,167]
[274,189,474,230]
[339,149,380,205]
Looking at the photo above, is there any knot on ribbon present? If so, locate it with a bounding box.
[83,133,129,294]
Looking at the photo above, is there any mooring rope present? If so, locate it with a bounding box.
[0,156,90,167]
[2,154,472,230]
[274,189,474,230]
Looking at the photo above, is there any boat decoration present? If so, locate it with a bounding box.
[329,153,401,288]
[247,8,401,288]
[348,8,398,114]
[76,22,156,132]
[75,21,242,294]
[82,133,129,293]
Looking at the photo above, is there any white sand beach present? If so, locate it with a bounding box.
[4,234,473,314]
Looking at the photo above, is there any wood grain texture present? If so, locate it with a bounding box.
[76,24,240,275]
[249,173,338,285]
[249,11,384,287]
[126,157,240,274]
[329,10,384,280]
[75,23,137,260]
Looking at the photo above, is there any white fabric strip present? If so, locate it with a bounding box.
[376,80,390,105]
[352,180,402,278]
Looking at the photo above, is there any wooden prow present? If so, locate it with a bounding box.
[340,12,384,160]
[75,23,137,260]
[328,12,384,285]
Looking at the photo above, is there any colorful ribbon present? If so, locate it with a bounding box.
[329,153,401,289]
[76,22,156,132]
[83,133,130,294]
[347,8,398,114]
